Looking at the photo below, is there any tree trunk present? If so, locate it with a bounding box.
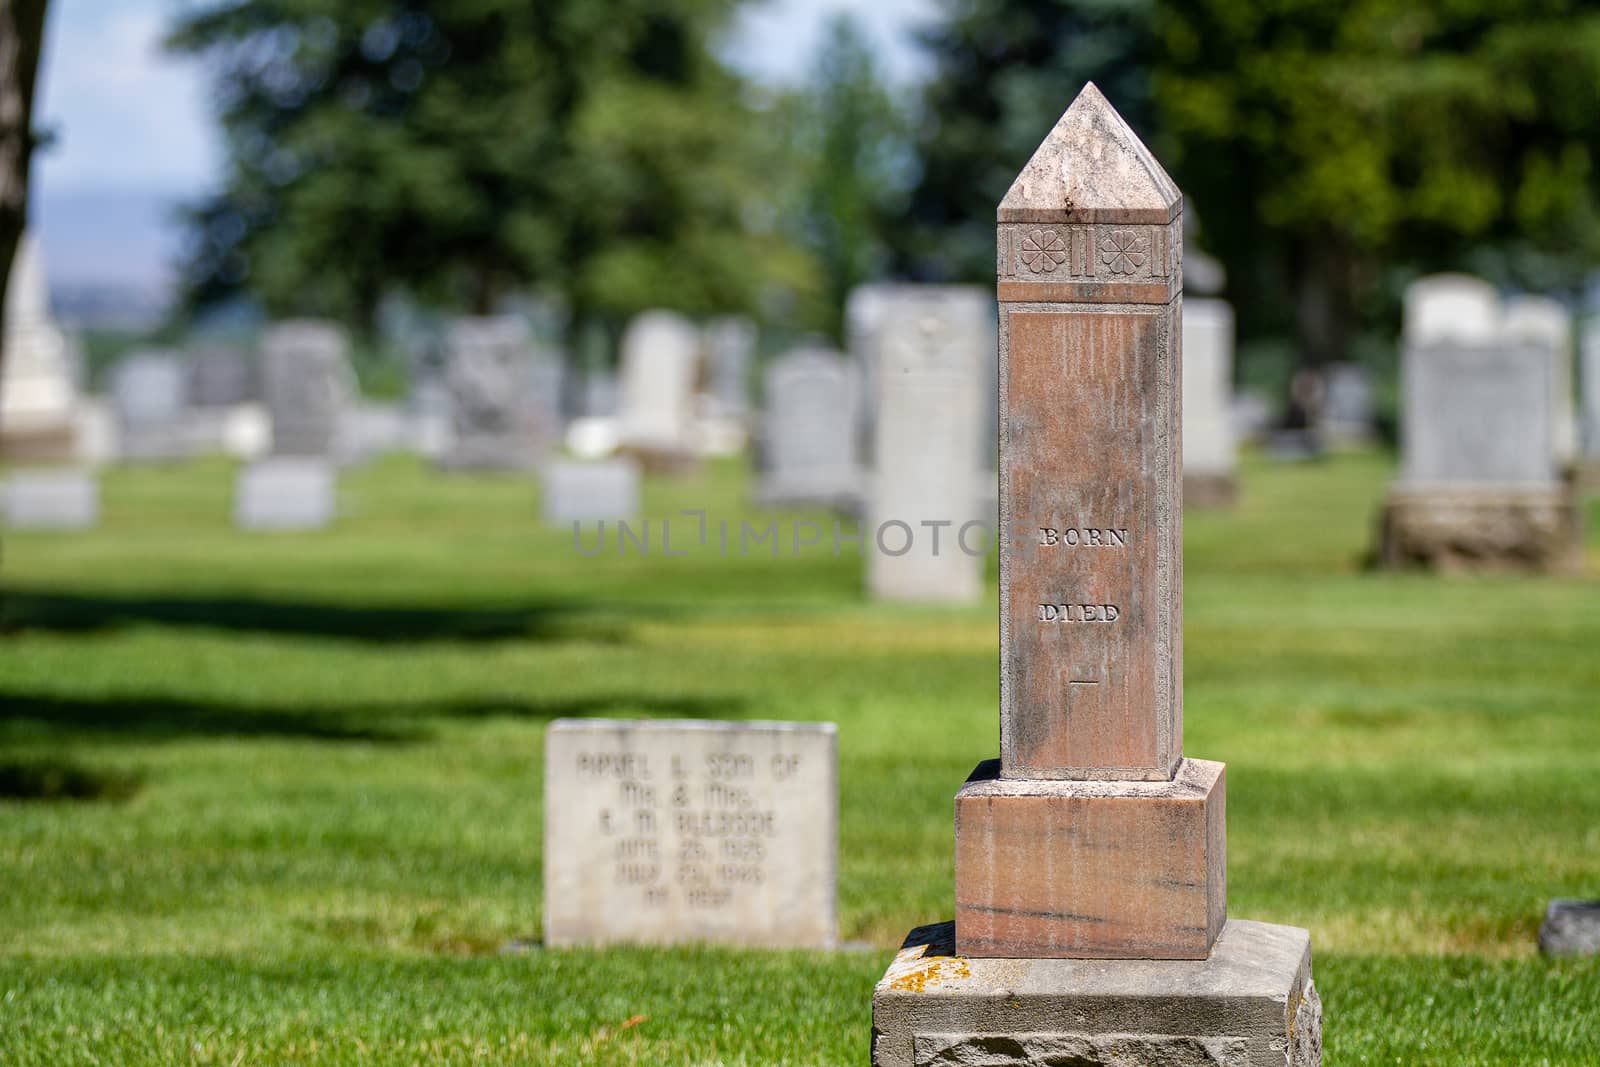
[0,0,49,392]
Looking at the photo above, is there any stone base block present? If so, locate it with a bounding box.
[1184,472,1238,509]
[1539,899,1600,957]
[1378,484,1582,574]
[956,758,1225,959]
[0,425,79,465]
[872,919,1320,1066]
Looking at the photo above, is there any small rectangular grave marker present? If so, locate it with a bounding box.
[543,720,836,949]
[235,458,336,530]
[542,459,640,525]
[3,470,98,529]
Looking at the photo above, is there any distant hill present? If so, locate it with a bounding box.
[34,185,182,329]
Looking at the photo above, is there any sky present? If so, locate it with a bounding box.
[32,0,941,298]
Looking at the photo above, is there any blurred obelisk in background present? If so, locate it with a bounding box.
[870,84,1323,1067]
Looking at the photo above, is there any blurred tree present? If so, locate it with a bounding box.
[169,1,814,350]
[906,0,1600,366]
[768,14,913,343]
[0,0,49,378]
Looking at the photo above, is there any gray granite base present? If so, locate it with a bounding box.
[871,919,1320,1067]
[1377,484,1582,574]
[1539,899,1600,957]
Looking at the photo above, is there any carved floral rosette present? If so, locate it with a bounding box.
[997,215,1183,302]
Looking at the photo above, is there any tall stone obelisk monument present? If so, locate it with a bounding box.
[871,84,1322,1067]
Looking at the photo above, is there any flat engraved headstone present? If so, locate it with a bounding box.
[543,719,837,949]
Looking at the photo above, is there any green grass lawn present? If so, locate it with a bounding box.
[1,451,1598,1065]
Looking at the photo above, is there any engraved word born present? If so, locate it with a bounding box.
[1038,527,1129,547]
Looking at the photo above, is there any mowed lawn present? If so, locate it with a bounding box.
[1,452,1598,1065]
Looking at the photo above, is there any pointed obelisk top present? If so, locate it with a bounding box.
[999,83,1181,225]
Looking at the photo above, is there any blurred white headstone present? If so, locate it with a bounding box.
[1182,298,1237,500]
[758,346,861,509]
[3,470,99,530]
[542,458,641,525]
[616,310,701,461]
[0,232,80,461]
[866,286,991,603]
[108,350,189,461]
[235,458,336,530]
[1502,295,1576,466]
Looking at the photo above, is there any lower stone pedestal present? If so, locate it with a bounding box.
[871,919,1320,1067]
[955,759,1225,959]
[1183,472,1238,509]
[1377,483,1581,574]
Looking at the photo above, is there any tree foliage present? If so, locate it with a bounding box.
[169,0,814,343]
[765,15,913,343]
[906,0,1600,364]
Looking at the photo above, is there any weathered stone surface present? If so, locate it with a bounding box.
[543,719,837,949]
[1539,899,1600,956]
[867,286,992,603]
[758,346,862,509]
[998,85,1182,781]
[998,83,1181,227]
[914,1032,1247,1066]
[2,470,98,529]
[261,321,355,458]
[1182,298,1237,506]
[869,80,1320,1063]
[873,919,1320,1067]
[1378,485,1581,574]
[955,758,1225,959]
[234,458,336,530]
[542,458,640,524]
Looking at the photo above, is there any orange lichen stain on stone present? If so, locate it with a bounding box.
[887,955,972,994]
